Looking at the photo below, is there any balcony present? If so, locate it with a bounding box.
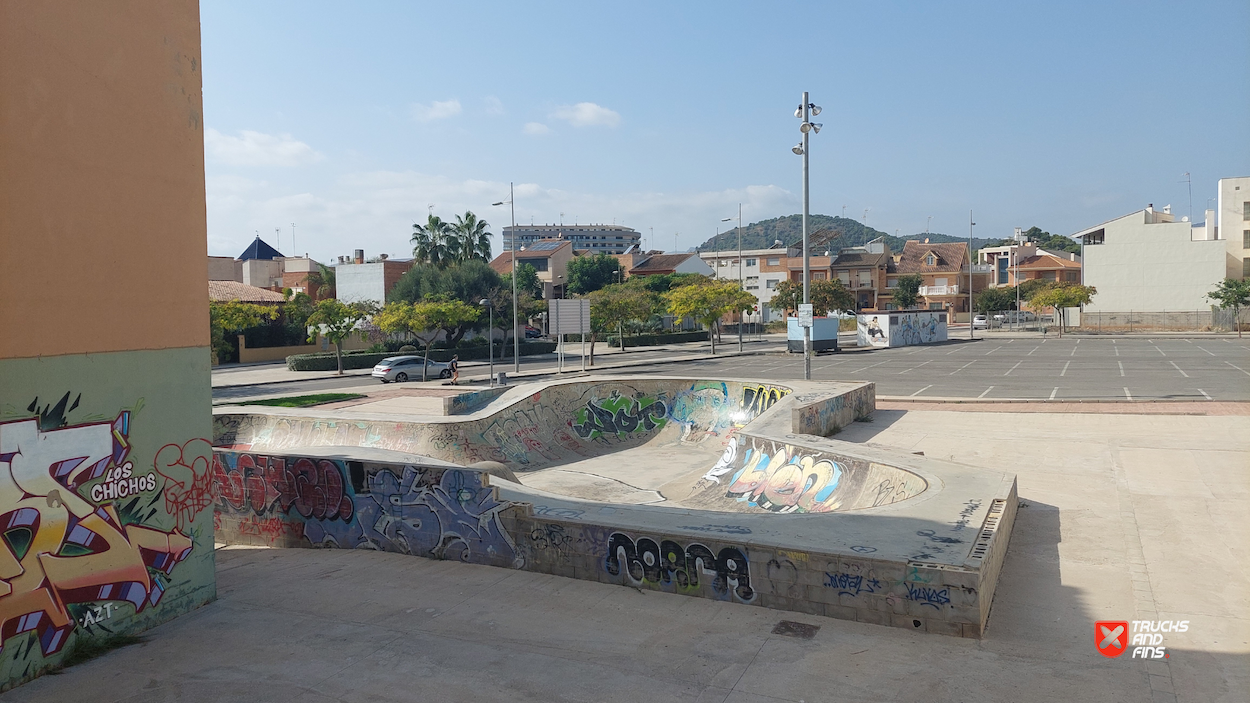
[919,285,959,296]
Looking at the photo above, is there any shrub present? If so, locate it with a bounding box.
[607,331,709,348]
[286,341,557,370]
[399,344,418,353]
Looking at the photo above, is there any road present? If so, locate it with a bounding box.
[608,335,1250,401]
[212,335,1250,403]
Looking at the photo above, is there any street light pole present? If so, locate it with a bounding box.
[790,93,820,379]
[1014,226,1022,331]
[492,183,519,374]
[479,298,493,386]
[969,209,975,340]
[723,204,746,352]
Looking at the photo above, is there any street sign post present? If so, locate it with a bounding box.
[798,303,814,328]
[549,299,591,373]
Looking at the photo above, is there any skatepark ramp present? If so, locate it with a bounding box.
[212,376,1018,637]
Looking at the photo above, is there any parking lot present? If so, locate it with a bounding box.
[634,336,1250,401]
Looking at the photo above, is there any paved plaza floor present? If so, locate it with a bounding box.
[8,406,1247,703]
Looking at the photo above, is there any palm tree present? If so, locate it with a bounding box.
[411,214,455,267]
[453,211,492,263]
[305,262,336,300]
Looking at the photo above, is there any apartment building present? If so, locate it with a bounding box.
[1217,176,1250,279]
[490,239,575,298]
[895,241,978,315]
[699,246,795,321]
[502,223,640,255]
[207,235,325,297]
[979,241,1081,288]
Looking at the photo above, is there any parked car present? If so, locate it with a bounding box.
[972,314,989,330]
[372,355,451,383]
[524,325,542,339]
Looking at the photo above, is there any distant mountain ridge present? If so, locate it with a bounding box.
[697,214,998,253]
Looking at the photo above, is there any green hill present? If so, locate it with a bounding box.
[697,214,997,253]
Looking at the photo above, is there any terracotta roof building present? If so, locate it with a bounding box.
[208,280,286,304]
[894,241,983,315]
[628,252,714,277]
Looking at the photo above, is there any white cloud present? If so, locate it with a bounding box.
[484,96,505,115]
[523,122,551,135]
[204,129,324,167]
[410,99,462,122]
[205,168,797,261]
[550,102,621,128]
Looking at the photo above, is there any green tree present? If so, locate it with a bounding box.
[665,280,755,354]
[1028,283,1097,336]
[411,214,456,267]
[305,262,337,300]
[411,299,481,380]
[892,274,923,309]
[566,253,624,295]
[1206,277,1250,338]
[1016,277,1051,302]
[975,287,1016,315]
[768,279,854,316]
[452,211,493,263]
[624,272,705,294]
[390,261,502,344]
[283,290,316,328]
[305,299,376,374]
[588,284,657,361]
[500,262,542,298]
[209,300,278,362]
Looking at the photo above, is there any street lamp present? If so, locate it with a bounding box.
[492,184,519,374]
[722,202,744,351]
[969,210,975,341]
[479,298,494,386]
[793,92,821,380]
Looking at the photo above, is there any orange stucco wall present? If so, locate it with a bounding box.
[0,0,208,359]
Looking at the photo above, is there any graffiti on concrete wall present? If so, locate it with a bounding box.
[213,453,520,567]
[725,441,845,513]
[739,384,791,417]
[571,392,667,441]
[603,532,755,603]
[0,409,196,657]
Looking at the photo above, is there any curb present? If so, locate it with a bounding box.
[877,395,1232,404]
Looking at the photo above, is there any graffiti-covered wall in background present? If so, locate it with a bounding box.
[857,312,948,348]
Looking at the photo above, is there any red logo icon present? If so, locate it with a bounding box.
[1096,621,1129,657]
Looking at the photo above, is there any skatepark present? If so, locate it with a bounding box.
[210,375,1018,638]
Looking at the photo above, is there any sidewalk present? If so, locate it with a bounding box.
[212,336,788,389]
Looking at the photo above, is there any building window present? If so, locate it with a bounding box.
[1063,270,1079,283]
[812,271,826,280]
[997,257,1009,285]
[1244,201,1250,220]
[857,270,873,287]
[886,277,898,288]
[837,271,850,285]
[746,258,757,266]
[766,279,779,290]
[1244,230,1250,249]
[884,303,897,310]
[925,253,936,266]
[767,257,780,266]
[1041,270,1057,281]
[929,303,944,310]
[1244,258,1250,278]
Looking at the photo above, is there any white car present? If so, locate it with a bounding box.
[372,355,451,383]
[972,314,989,329]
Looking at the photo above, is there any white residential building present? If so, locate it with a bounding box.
[1074,203,1226,312]
[1217,176,1250,279]
[699,246,796,322]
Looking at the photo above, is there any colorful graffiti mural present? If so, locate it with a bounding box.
[725,442,845,513]
[212,453,520,567]
[603,533,755,603]
[0,412,196,657]
[571,392,668,441]
[740,384,791,417]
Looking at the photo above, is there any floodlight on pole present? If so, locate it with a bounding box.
[791,91,820,381]
[792,144,804,155]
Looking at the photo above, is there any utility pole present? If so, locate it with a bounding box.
[738,203,744,352]
[792,92,821,380]
[1014,227,1022,330]
[969,209,975,340]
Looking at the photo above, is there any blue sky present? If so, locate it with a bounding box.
[201,0,1249,262]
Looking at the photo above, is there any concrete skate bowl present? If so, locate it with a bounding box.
[212,376,1018,638]
[214,377,918,514]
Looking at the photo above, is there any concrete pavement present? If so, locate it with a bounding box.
[10,406,1247,702]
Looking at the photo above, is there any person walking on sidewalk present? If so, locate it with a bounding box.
[449,354,460,385]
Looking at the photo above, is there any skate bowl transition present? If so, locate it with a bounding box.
[212,376,1018,637]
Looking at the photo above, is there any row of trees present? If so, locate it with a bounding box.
[411,211,493,267]
[974,280,1097,335]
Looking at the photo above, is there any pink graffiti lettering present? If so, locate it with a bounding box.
[213,453,353,522]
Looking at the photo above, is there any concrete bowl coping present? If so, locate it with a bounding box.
[212,375,1017,637]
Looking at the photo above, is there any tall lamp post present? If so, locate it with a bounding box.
[479,298,494,386]
[1014,226,1022,331]
[492,184,519,374]
[722,202,744,351]
[968,210,976,340]
[792,92,822,380]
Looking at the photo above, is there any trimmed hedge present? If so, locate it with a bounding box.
[607,331,709,348]
[286,341,557,371]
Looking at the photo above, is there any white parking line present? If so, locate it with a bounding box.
[1185,339,1193,344]
[848,360,892,374]
[1069,345,1078,357]
[1123,387,1133,401]
[985,347,1003,355]
[1153,346,1166,356]
[1049,387,1058,400]
[1196,346,1215,356]
[1061,360,1070,377]
[1226,361,1250,377]
[1114,346,1120,356]
[978,386,994,398]
[950,360,978,375]
[1118,360,1125,377]
[946,348,963,355]
[898,361,932,374]
[1198,389,1212,400]
[1026,346,1040,356]
[910,385,933,396]
[1169,361,1189,378]
[1004,361,1023,376]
